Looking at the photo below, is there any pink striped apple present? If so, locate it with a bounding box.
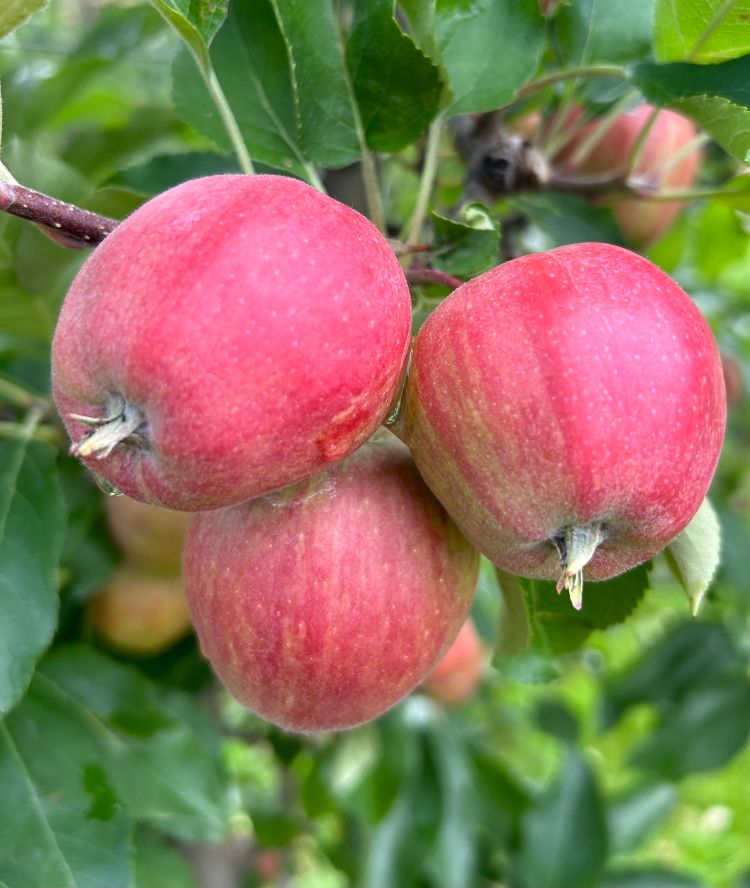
[396,243,726,608]
[52,174,411,510]
[183,433,479,732]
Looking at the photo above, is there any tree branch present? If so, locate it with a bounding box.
[0,181,118,247]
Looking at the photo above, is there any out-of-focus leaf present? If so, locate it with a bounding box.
[0,673,132,888]
[39,646,228,842]
[600,870,707,888]
[513,750,608,888]
[347,0,443,152]
[0,438,64,715]
[0,0,48,40]
[633,56,750,163]
[535,699,580,744]
[631,673,750,777]
[607,782,677,854]
[664,497,721,615]
[513,193,625,249]
[171,1,311,178]
[432,202,500,278]
[601,620,741,727]
[556,0,655,65]
[269,0,360,168]
[115,152,239,195]
[134,830,198,888]
[429,727,477,888]
[150,0,228,70]
[435,0,545,115]
[364,733,442,888]
[654,0,750,63]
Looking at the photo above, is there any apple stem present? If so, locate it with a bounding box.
[69,396,147,459]
[553,522,605,610]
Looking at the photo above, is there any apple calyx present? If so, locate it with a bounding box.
[553,522,607,610]
[69,394,147,459]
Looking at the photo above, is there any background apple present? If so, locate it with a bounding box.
[52,174,412,511]
[553,104,702,247]
[87,566,192,656]
[421,618,484,706]
[397,242,726,607]
[184,433,479,733]
[105,494,190,575]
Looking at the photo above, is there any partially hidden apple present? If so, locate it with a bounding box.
[88,566,191,656]
[421,618,483,705]
[183,432,479,732]
[396,242,726,608]
[105,494,190,575]
[52,174,411,511]
[553,104,702,247]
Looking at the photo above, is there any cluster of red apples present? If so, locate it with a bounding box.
[52,171,726,733]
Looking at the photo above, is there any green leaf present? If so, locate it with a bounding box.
[150,0,228,70]
[269,0,360,168]
[347,0,444,152]
[431,202,501,278]
[632,673,750,777]
[632,55,750,162]
[39,646,228,842]
[400,0,440,59]
[555,0,656,65]
[0,438,64,715]
[654,0,750,63]
[601,620,743,727]
[664,497,721,615]
[524,563,651,657]
[513,193,626,249]
[0,675,133,888]
[435,0,545,115]
[600,870,707,888]
[0,0,48,40]
[134,831,198,888]
[513,749,608,888]
[607,782,677,854]
[171,1,311,178]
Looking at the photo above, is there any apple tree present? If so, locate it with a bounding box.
[2,1,750,886]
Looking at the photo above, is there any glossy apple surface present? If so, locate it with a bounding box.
[88,567,191,656]
[105,494,190,575]
[422,618,483,705]
[184,433,479,732]
[52,174,411,510]
[555,105,701,247]
[397,243,725,606]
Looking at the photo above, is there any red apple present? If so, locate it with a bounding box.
[183,433,478,732]
[554,104,702,247]
[396,243,726,608]
[88,566,191,656]
[52,174,411,511]
[105,494,190,575]
[422,618,483,705]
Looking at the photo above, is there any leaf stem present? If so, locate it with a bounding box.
[0,422,61,446]
[200,67,256,176]
[405,268,463,290]
[517,64,627,100]
[0,374,43,410]
[404,117,444,247]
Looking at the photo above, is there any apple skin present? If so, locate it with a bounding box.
[105,495,190,575]
[88,566,192,656]
[52,174,411,511]
[183,433,479,733]
[421,618,483,706]
[554,105,702,247]
[396,243,726,593]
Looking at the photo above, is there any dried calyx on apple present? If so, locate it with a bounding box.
[395,242,726,609]
[51,174,412,511]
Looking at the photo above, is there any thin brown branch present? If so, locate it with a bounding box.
[406,268,464,291]
[0,181,118,247]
